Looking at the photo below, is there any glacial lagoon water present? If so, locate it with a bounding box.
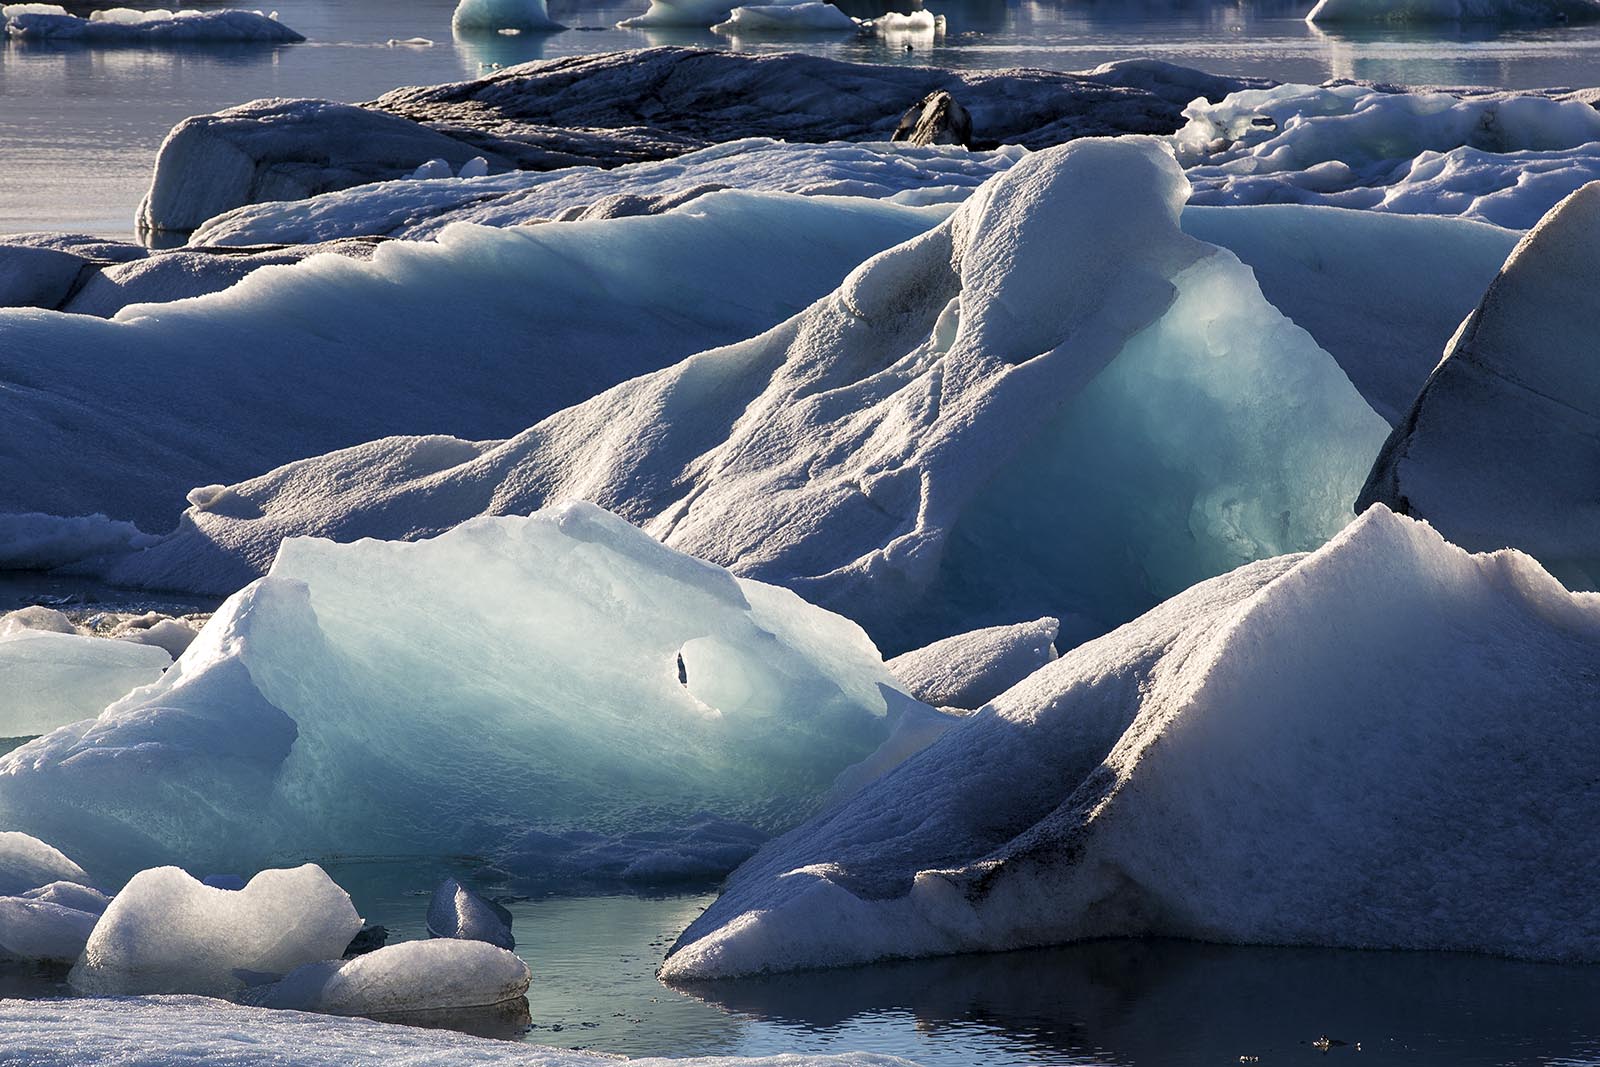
[9,0,1600,235]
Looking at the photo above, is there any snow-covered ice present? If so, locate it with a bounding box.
[662,507,1600,978]
[886,618,1058,709]
[1360,180,1600,589]
[0,832,90,897]
[452,0,563,32]
[246,939,531,1015]
[70,864,362,996]
[0,512,158,569]
[712,3,859,34]
[0,504,926,879]
[0,627,170,736]
[2,5,304,42]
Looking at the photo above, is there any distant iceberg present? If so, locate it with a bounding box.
[451,0,562,32]
[1307,0,1600,21]
[1,5,305,42]
[712,2,858,33]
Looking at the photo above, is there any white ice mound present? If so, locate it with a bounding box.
[0,995,921,1067]
[247,939,530,1015]
[618,0,734,27]
[451,0,562,32]
[662,507,1600,978]
[1179,85,1600,224]
[0,897,98,964]
[0,831,90,896]
[0,628,170,736]
[1,503,920,878]
[1307,0,1600,20]
[2,6,304,42]
[135,138,1387,654]
[70,864,361,997]
[713,2,858,33]
[1360,181,1600,589]
[886,618,1058,709]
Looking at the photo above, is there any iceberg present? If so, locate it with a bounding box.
[1307,0,1600,20]
[0,897,98,964]
[619,0,735,26]
[70,864,363,997]
[0,627,171,736]
[246,940,531,1015]
[1360,181,1600,589]
[712,3,859,33]
[662,507,1600,978]
[2,6,305,42]
[0,503,922,880]
[0,831,90,896]
[886,618,1058,709]
[111,139,1389,654]
[451,0,563,32]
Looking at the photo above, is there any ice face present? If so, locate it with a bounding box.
[70,864,363,997]
[0,503,917,880]
[451,0,562,31]
[886,618,1058,709]
[0,831,91,896]
[1360,181,1600,589]
[0,629,171,736]
[662,508,1600,978]
[247,940,531,1016]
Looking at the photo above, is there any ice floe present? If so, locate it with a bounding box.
[662,507,1600,978]
[712,2,859,34]
[1,5,304,42]
[246,939,531,1015]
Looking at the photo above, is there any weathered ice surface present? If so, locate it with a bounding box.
[246,939,531,1015]
[137,48,1263,235]
[108,139,1388,654]
[0,831,91,897]
[1359,181,1600,588]
[70,865,363,997]
[452,0,561,32]
[0,627,171,736]
[0,504,926,880]
[662,508,1600,978]
[427,878,514,949]
[0,896,98,964]
[886,618,1058,709]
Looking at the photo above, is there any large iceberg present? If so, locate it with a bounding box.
[2,5,305,42]
[0,503,924,879]
[661,507,1600,979]
[1360,181,1600,589]
[451,0,562,32]
[0,626,170,736]
[109,138,1389,654]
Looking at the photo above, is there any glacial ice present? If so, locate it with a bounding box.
[0,832,90,896]
[712,2,859,33]
[0,996,920,1067]
[1307,0,1600,19]
[0,627,171,736]
[111,139,1388,653]
[22,880,110,914]
[0,191,936,535]
[2,6,305,42]
[662,507,1600,978]
[0,512,158,569]
[451,0,563,32]
[0,503,922,879]
[886,618,1058,709]
[1360,181,1600,589]
[70,865,363,996]
[427,878,514,949]
[0,897,98,964]
[618,0,735,26]
[247,940,531,1015]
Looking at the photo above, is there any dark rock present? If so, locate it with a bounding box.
[892,90,973,147]
[343,923,390,958]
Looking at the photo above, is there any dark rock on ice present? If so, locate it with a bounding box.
[892,91,973,147]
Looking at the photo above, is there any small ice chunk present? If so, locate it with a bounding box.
[0,606,75,638]
[0,832,91,897]
[70,864,363,997]
[457,157,489,179]
[23,880,110,914]
[409,159,452,181]
[116,617,200,658]
[426,878,514,950]
[246,939,531,1016]
[0,898,98,964]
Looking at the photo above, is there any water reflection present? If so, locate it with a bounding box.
[451,26,558,69]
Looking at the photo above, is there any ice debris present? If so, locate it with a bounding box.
[246,939,531,1015]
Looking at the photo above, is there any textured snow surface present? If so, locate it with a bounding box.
[0,996,920,1067]
[886,618,1058,709]
[70,865,363,997]
[1181,85,1600,227]
[246,939,531,1015]
[452,0,561,31]
[1307,0,1600,19]
[110,138,1388,653]
[1360,181,1600,589]
[188,139,1013,246]
[0,191,935,534]
[0,628,170,736]
[2,6,304,41]
[0,832,90,896]
[662,508,1600,978]
[1,504,922,879]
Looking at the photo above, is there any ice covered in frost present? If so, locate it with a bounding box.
[0,628,170,736]
[0,832,90,896]
[2,6,304,42]
[0,996,920,1067]
[115,139,1388,653]
[427,878,513,949]
[886,618,1058,709]
[451,0,562,31]
[1307,0,1600,20]
[0,191,936,535]
[1,503,925,879]
[23,880,109,913]
[713,2,858,33]
[662,507,1600,978]
[70,864,362,996]
[1360,181,1600,589]
[189,139,1009,246]
[247,939,530,1015]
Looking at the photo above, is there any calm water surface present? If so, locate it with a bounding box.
[7,0,1600,234]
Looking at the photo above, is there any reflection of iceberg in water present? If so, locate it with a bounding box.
[1305,19,1510,82]
[450,25,556,68]
[676,938,1600,1066]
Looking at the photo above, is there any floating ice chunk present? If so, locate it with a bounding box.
[409,158,453,180]
[712,2,858,33]
[0,630,170,737]
[247,939,530,1016]
[618,0,734,26]
[427,879,513,950]
[1,504,917,879]
[0,898,98,964]
[3,7,305,42]
[0,832,90,897]
[0,512,157,571]
[23,880,110,914]
[662,508,1600,978]
[386,36,433,46]
[1307,0,1600,20]
[451,0,562,32]
[1360,181,1600,588]
[70,865,362,997]
[0,606,74,638]
[456,156,489,179]
[887,618,1058,709]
